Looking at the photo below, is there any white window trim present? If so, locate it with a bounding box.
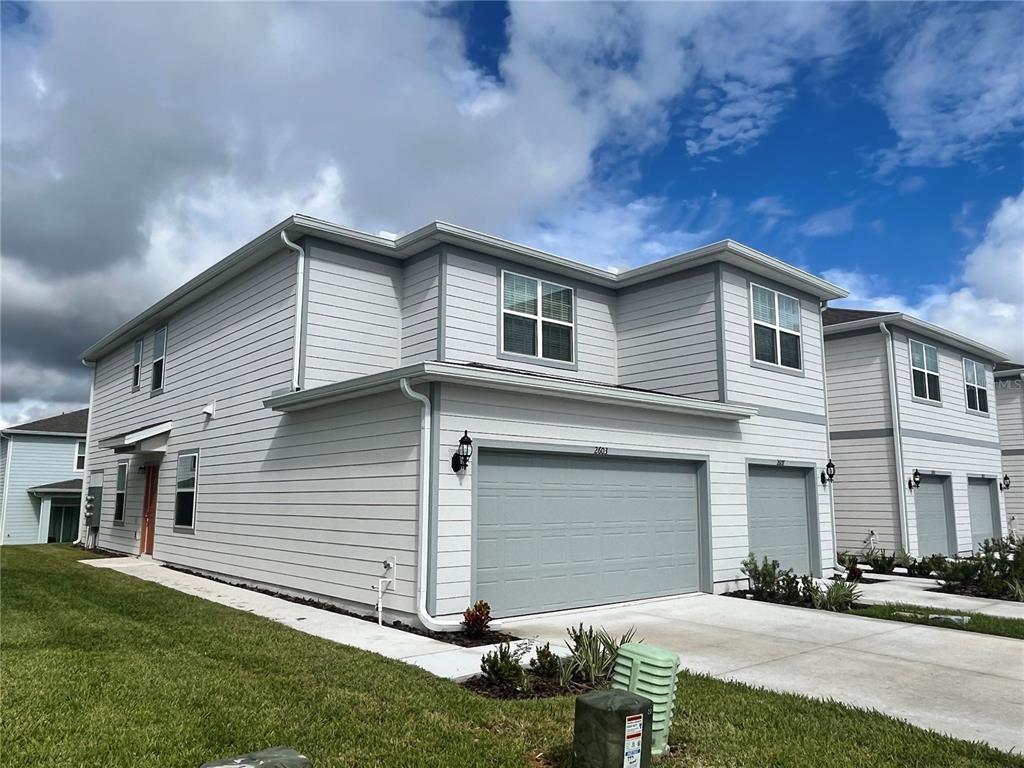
[174,449,200,530]
[963,358,989,414]
[114,460,129,523]
[749,283,803,371]
[500,270,575,364]
[132,338,143,390]
[909,338,941,402]
[151,326,167,392]
[74,440,86,472]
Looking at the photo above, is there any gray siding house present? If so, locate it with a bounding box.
[1,409,88,545]
[995,363,1024,533]
[79,215,847,625]
[823,309,1008,557]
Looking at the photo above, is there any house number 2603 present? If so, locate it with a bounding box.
[593,446,609,456]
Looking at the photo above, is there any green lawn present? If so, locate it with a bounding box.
[2,546,1021,768]
[851,602,1024,639]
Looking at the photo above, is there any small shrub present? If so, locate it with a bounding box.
[909,553,947,578]
[529,642,561,679]
[836,550,859,570]
[562,624,639,688]
[461,600,491,637]
[480,642,529,691]
[893,549,914,568]
[813,580,860,612]
[864,547,896,575]
[742,554,784,601]
[801,575,823,606]
[778,570,802,605]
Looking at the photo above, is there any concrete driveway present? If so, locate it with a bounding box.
[501,593,1024,753]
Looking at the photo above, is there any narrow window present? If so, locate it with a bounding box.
[151,327,167,391]
[174,451,199,528]
[751,284,802,370]
[75,440,86,471]
[114,462,128,522]
[910,340,941,401]
[963,359,989,413]
[132,339,143,389]
[501,271,574,363]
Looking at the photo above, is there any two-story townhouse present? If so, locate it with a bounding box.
[79,215,847,626]
[995,362,1023,533]
[823,308,1008,557]
[1,409,88,545]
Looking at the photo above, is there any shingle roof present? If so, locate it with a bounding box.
[28,479,83,494]
[4,408,89,435]
[995,362,1024,373]
[822,308,896,326]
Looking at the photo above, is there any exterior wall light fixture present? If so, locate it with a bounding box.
[451,430,473,473]
[820,459,836,487]
[908,469,921,491]
[1000,474,1011,491]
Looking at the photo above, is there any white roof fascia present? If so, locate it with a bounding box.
[265,362,757,420]
[824,313,1007,363]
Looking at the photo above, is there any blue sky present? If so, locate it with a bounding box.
[1,1,1022,423]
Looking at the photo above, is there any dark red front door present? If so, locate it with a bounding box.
[140,465,158,556]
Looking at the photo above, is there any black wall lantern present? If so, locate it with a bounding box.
[1000,474,1012,491]
[908,469,922,491]
[820,459,836,487]
[451,430,473,473]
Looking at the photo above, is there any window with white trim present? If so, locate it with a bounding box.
[132,339,143,389]
[174,451,199,528]
[750,284,802,369]
[75,441,86,471]
[501,271,574,363]
[963,358,989,413]
[910,339,941,401]
[114,462,128,522]
[151,327,167,391]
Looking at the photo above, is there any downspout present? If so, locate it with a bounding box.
[399,377,463,631]
[0,433,14,543]
[819,302,839,571]
[880,322,911,552]
[73,360,97,547]
[280,231,305,392]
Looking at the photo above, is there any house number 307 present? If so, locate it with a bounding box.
[594,446,609,455]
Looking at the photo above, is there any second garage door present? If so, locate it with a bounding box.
[747,465,814,574]
[968,477,999,550]
[916,476,954,556]
[475,450,701,618]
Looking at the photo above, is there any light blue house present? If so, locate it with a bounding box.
[0,409,88,545]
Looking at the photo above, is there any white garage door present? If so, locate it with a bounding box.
[747,465,815,574]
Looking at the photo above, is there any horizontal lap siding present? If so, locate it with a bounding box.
[1,436,81,544]
[829,436,900,552]
[432,383,832,617]
[401,254,440,364]
[616,271,719,399]
[303,241,401,388]
[825,333,891,430]
[995,377,1024,532]
[443,249,617,383]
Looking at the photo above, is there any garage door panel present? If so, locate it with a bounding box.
[475,450,700,617]
[968,478,998,550]
[916,476,952,557]
[747,466,813,574]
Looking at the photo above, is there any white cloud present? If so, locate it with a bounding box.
[898,175,927,194]
[747,195,793,232]
[825,189,1024,360]
[875,4,1024,173]
[798,205,856,237]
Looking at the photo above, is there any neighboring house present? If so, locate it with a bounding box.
[823,309,1007,557]
[995,362,1024,534]
[79,215,847,625]
[0,409,89,545]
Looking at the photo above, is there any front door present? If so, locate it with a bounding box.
[140,465,158,556]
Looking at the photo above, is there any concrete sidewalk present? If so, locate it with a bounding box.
[82,557,502,680]
[856,572,1024,619]
[503,593,1024,753]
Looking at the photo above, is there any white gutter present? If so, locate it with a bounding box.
[398,378,463,632]
[0,433,14,543]
[880,322,910,553]
[74,361,97,547]
[280,231,305,392]
[819,303,839,570]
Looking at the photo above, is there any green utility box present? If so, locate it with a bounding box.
[200,747,312,768]
[611,643,680,755]
[572,688,653,768]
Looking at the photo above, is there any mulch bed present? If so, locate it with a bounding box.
[77,544,128,559]
[462,673,595,700]
[163,564,520,647]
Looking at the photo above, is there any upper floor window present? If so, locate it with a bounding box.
[501,271,574,363]
[152,327,167,391]
[114,462,128,522]
[174,451,199,529]
[751,284,802,370]
[963,358,989,413]
[910,339,940,401]
[132,339,143,389]
[75,441,86,471]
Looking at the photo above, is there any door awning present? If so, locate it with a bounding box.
[97,421,173,455]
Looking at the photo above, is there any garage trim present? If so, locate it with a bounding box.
[745,459,821,577]
[468,441,714,610]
